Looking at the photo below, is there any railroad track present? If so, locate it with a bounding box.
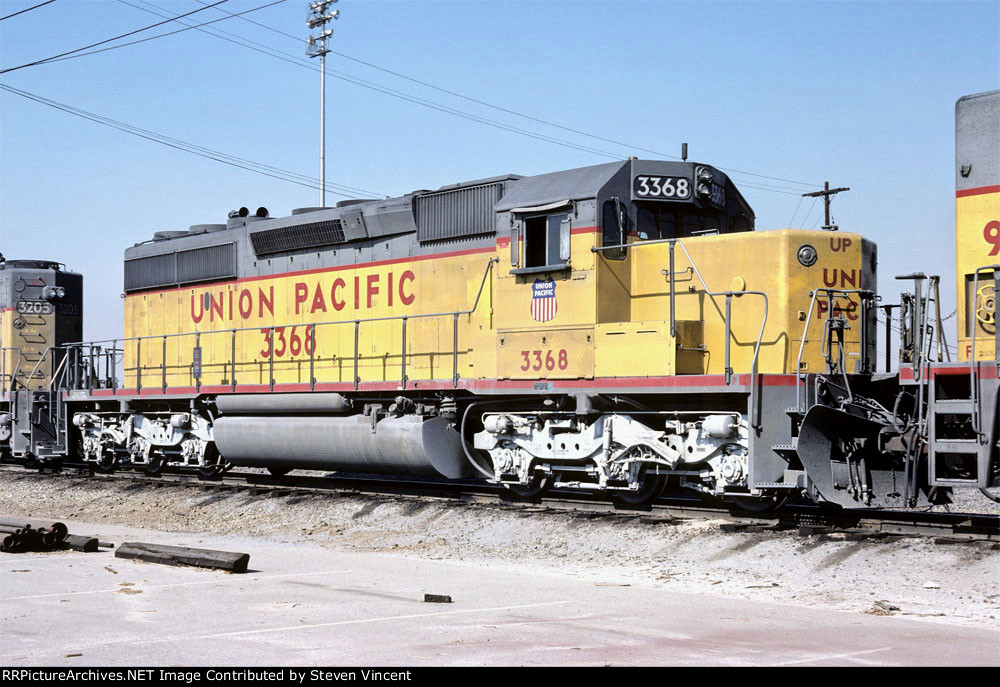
[1,462,997,543]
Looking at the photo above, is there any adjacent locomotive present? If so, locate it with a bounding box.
[1,91,997,510]
[0,259,83,459]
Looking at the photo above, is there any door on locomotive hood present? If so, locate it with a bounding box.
[497,202,595,380]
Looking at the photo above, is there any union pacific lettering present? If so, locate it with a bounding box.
[822,268,858,288]
[189,270,416,324]
[818,267,862,321]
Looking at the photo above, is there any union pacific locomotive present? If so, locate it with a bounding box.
[1,91,998,509]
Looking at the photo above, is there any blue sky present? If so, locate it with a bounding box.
[1,0,998,347]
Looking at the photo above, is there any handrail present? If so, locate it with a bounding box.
[794,288,875,412]
[62,257,499,393]
[24,346,56,390]
[0,347,25,393]
[593,238,769,429]
[48,350,69,389]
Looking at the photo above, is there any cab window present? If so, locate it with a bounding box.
[637,206,721,239]
[511,212,570,274]
[601,199,629,260]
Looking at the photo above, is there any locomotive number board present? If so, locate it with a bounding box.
[15,300,54,315]
[632,175,692,201]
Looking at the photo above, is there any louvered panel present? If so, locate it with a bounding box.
[124,253,176,291]
[177,243,236,285]
[415,182,502,242]
[250,220,346,255]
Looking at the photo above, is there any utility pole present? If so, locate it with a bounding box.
[802,181,850,231]
[306,0,339,208]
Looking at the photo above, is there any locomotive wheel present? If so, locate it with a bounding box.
[143,454,164,476]
[95,452,118,474]
[613,474,668,506]
[500,472,552,500]
[197,464,223,480]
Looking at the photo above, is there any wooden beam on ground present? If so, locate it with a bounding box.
[115,542,250,573]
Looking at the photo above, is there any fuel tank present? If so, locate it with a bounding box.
[212,414,469,479]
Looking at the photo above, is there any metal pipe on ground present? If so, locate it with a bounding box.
[0,518,68,542]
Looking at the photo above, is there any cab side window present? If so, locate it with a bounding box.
[602,199,628,260]
[511,212,570,274]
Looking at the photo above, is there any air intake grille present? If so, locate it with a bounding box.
[177,243,236,285]
[124,243,236,292]
[249,220,346,256]
[415,182,502,242]
[124,253,176,292]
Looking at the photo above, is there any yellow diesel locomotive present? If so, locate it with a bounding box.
[1,91,997,510]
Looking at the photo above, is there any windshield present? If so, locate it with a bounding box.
[636,205,721,240]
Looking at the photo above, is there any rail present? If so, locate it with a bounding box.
[794,288,875,413]
[593,237,769,428]
[60,258,499,395]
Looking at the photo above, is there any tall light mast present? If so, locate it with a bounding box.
[306,0,339,207]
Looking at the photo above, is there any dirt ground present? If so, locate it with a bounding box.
[1,472,998,630]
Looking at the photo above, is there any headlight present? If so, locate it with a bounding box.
[797,244,818,267]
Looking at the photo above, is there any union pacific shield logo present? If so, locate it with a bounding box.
[530,279,557,322]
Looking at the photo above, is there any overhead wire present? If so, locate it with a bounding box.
[0,0,230,74]
[800,198,819,228]
[125,0,822,196]
[788,195,805,227]
[5,0,824,215]
[117,0,628,161]
[192,0,823,192]
[0,0,57,22]
[37,0,288,66]
[0,83,387,199]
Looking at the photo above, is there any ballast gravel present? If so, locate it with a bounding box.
[1,472,997,629]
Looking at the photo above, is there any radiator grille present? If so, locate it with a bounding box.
[124,253,176,291]
[415,182,502,242]
[177,243,236,285]
[124,243,236,292]
[250,219,346,255]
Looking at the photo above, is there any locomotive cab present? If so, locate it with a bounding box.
[615,160,754,243]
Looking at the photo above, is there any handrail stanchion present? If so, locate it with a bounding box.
[668,241,676,338]
[136,338,142,395]
[401,317,408,388]
[195,332,201,393]
[309,324,316,391]
[453,313,460,388]
[354,320,360,391]
[161,336,167,393]
[231,329,237,392]
[268,326,275,392]
[724,294,733,385]
[111,339,118,394]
